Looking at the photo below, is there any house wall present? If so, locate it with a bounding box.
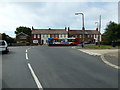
[32,34,68,44]
[31,30,101,44]
[16,34,30,43]
[31,34,41,44]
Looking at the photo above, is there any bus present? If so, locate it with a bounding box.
[48,38,79,46]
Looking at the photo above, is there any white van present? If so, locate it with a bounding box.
[0,40,9,53]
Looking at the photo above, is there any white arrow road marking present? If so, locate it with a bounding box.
[28,63,43,90]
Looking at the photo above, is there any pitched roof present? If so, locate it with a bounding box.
[16,32,30,37]
[32,29,68,34]
[69,30,100,35]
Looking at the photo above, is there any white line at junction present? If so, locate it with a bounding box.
[28,63,43,90]
[101,55,120,69]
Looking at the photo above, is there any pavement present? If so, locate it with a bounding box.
[76,48,119,69]
[104,52,118,66]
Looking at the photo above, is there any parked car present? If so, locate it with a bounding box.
[0,40,9,53]
[84,41,90,44]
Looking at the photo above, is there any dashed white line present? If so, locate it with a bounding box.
[25,47,43,89]
[26,53,28,60]
[26,50,28,53]
[28,63,43,90]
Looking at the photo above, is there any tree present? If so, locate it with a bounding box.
[2,33,7,41]
[103,21,120,43]
[15,26,32,36]
[6,37,16,43]
[1,33,16,43]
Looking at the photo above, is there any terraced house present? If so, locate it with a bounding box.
[31,26,101,44]
[69,28,101,44]
[31,27,68,44]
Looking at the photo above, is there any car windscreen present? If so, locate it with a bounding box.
[0,41,5,46]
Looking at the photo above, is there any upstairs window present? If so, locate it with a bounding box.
[34,34,36,38]
[52,34,54,38]
[88,35,90,38]
[38,34,40,38]
[79,35,82,38]
[60,34,62,38]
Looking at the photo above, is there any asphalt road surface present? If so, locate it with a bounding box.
[2,46,118,89]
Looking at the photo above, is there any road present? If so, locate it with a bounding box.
[2,46,118,89]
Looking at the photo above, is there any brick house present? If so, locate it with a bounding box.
[31,27,68,44]
[31,26,101,44]
[16,32,31,43]
[68,27,101,43]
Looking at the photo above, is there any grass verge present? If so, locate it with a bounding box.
[84,45,119,49]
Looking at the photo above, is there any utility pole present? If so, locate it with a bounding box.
[98,15,101,47]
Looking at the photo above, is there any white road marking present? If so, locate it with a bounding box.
[28,63,43,89]
[78,49,101,56]
[77,49,120,69]
[26,53,28,60]
[26,50,28,53]
[101,55,120,69]
[25,48,31,60]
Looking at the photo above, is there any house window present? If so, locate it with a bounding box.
[46,34,48,38]
[79,35,82,38]
[52,34,54,38]
[43,34,45,38]
[44,34,46,38]
[94,34,96,38]
[34,34,36,38]
[92,34,94,37]
[75,35,78,38]
[64,34,66,38]
[38,34,40,38]
[95,34,96,38]
[55,34,56,38]
[60,34,62,38]
[88,35,90,38]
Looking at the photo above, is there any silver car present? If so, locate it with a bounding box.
[0,40,9,53]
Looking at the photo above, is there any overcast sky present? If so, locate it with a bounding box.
[0,1,119,37]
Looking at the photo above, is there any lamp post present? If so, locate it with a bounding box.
[98,15,101,47]
[95,22,99,30]
[75,13,85,47]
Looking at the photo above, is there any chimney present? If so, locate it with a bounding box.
[32,26,34,30]
[82,27,85,31]
[49,28,51,30]
[65,27,67,31]
[68,27,70,31]
[96,28,98,31]
[68,27,70,37]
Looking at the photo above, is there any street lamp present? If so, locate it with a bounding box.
[95,22,99,30]
[98,15,101,47]
[75,13,85,30]
[75,13,85,47]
